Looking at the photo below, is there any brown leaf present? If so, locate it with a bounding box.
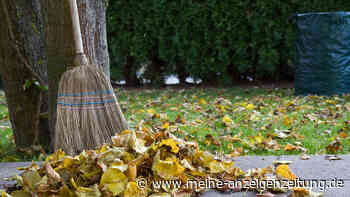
[44,162,62,182]
[325,155,342,161]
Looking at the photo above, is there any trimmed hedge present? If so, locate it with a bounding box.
[107,0,350,85]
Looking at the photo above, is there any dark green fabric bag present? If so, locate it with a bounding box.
[294,12,350,95]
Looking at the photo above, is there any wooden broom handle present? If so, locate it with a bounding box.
[68,0,88,66]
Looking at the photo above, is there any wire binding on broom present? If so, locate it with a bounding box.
[57,90,118,110]
[57,90,113,97]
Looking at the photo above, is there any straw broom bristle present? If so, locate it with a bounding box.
[54,65,128,155]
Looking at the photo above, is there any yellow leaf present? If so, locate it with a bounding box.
[284,144,297,151]
[147,108,156,116]
[180,159,194,171]
[70,178,78,189]
[75,184,101,197]
[159,138,180,154]
[112,130,132,146]
[198,98,207,105]
[204,139,211,146]
[100,168,128,196]
[292,188,323,197]
[130,131,149,154]
[124,182,147,197]
[62,156,74,168]
[254,133,264,144]
[110,163,128,172]
[283,116,291,126]
[8,190,31,197]
[1,191,12,197]
[194,151,214,166]
[286,101,295,107]
[161,122,170,130]
[246,104,255,110]
[45,149,65,162]
[339,132,348,138]
[152,152,185,179]
[221,161,236,174]
[208,160,224,173]
[189,170,206,177]
[22,171,41,191]
[97,144,109,154]
[218,105,226,112]
[325,99,336,105]
[222,115,233,125]
[59,184,75,197]
[276,165,297,180]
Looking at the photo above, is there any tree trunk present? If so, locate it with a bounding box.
[42,0,111,149]
[0,0,50,149]
[175,59,187,85]
[78,0,110,78]
[124,56,140,87]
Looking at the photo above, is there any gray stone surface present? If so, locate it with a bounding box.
[0,155,349,196]
[0,162,36,190]
[0,162,34,180]
[202,155,350,197]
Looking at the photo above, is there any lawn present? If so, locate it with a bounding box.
[118,87,350,156]
[0,87,350,161]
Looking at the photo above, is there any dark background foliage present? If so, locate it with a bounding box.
[107,0,350,86]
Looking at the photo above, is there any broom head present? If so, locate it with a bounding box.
[54,65,128,155]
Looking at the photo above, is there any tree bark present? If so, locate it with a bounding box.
[0,0,111,150]
[175,59,187,85]
[42,0,111,148]
[124,56,140,87]
[0,0,50,148]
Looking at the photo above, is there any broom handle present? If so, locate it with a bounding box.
[68,0,88,66]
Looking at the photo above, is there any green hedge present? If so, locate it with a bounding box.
[107,0,350,85]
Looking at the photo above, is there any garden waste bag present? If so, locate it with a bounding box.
[294,12,350,95]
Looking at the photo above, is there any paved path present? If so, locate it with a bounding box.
[202,155,350,197]
[0,162,34,190]
[1,155,349,196]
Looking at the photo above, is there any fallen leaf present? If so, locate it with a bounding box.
[100,168,128,196]
[276,165,297,180]
[222,115,233,126]
[124,182,147,197]
[284,144,298,151]
[152,152,185,179]
[198,98,207,105]
[158,138,180,154]
[300,154,310,160]
[246,104,255,110]
[325,155,342,161]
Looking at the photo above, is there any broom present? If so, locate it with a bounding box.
[54,0,128,155]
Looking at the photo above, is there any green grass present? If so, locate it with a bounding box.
[0,93,18,161]
[1,87,350,161]
[117,87,350,156]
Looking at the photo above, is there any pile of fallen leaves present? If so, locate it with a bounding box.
[1,124,322,197]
